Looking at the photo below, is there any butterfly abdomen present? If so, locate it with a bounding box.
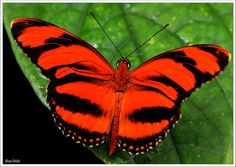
[109,92,124,155]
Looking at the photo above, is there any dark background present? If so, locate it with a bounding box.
[3,26,103,164]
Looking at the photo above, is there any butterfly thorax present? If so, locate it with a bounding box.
[113,58,130,92]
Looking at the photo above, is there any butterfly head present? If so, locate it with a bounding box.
[116,57,131,69]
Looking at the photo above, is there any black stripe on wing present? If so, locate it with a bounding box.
[197,45,229,69]
[48,93,103,116]
[128,105,180,123]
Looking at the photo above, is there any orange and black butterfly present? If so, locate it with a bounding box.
[11,18,231,156]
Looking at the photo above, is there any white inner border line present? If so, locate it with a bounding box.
[0,0,235,167]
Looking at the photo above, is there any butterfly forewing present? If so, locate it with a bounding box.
[131,45,230,103]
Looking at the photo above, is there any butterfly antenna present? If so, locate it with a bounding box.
[126,23,169,58]
[90,12,123,57]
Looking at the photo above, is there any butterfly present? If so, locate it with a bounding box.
[11,18,231,156]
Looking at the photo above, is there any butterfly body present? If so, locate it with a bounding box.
[11,18,231,156]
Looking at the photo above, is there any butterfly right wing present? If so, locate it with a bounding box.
[11,18,116,146]
[118,45,230,155]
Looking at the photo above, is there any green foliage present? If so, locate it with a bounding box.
[4,3,233,164]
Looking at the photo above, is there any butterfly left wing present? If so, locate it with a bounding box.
[118,45,230,155]
[11,18,116,147]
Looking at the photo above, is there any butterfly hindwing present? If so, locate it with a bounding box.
[118,85,181,155]
[118,45,230,155]
[11,18,116,147]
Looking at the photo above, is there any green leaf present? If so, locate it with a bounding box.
[4,3,233,164]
